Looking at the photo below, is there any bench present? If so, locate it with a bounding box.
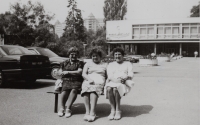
[47,91,61,113]
[47,91,105,113]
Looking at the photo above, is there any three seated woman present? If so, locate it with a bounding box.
[56,46,134,122]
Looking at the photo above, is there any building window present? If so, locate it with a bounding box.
[140,28,146,38]
[133,28,139,39]
[172,27,179,38]
[182,23,200,38]
[164,26,171,38]
[182,27,189,38]
[147,27,154,39]
[157,27,164,38]
[132,24,154,39]
[191,27,197,38]
[156,24,179,39]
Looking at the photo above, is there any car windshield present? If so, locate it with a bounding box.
[1,46,34,55]
[36,48,58,58]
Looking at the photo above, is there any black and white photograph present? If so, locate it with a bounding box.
[0,0,199,125]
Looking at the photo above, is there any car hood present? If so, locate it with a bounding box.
[49,56,68,63]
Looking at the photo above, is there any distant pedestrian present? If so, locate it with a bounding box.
[194,51,198,58]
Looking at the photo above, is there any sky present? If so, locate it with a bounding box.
[0,0,199,24]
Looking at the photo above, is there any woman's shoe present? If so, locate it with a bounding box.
[57,108,65,117]
[108,111,115,120]
[114,111,122,120]
[83,114,90,121]
[88,115,96,122]
[65,109,72,118]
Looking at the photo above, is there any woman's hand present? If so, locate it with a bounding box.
[57,70,63,76]
[88,80,95,85]
[58,71,68,76]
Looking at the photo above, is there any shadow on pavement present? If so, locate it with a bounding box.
[2,80,54,89]
[72,103,153,119]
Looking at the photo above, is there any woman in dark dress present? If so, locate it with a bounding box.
[57,47,84,118]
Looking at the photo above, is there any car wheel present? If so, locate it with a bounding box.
[51,65,60,80]
[0,71,6,88]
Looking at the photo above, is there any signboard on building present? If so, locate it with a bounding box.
[106,21,132,40]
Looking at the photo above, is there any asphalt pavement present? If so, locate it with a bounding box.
[0,57,199,125]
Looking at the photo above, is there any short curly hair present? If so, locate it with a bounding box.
[68,47,79,56]
[89,47,104,58]
[112,47,125,56]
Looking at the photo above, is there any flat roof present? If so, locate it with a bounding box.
[106,17,200,25]
[107,40,200,44]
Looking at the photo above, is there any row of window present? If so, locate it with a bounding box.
[132,23,200,39]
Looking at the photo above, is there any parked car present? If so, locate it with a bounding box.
[124,55,142,63]
[0,45,51,87]
[27,47,68,79]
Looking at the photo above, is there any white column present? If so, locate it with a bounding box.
[130,44,133,52]
[179,43,182,55]
[135,45,137,54]
[154,24,157,39]
[108,44,110,55]
[154,43,157,54]
[180,24,182,39]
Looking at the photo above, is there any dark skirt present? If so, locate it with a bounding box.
[61,79,82,94]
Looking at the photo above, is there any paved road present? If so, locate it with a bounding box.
[0,57,199,125]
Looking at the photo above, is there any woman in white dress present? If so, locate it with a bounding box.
[104,47,134,120]
[81,47,107,122]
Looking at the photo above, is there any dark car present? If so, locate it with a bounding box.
[124,55,142,63]
[0,45,51,87]
[27,47,68,79]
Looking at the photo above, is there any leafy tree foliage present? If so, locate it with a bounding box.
[62,0,86,42]
[0,1,55,47]
[103,0,127,27]
[84,28,107,57]
[190,3,200,17]
[60,0,86,57]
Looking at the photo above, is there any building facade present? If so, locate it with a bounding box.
[54,14,104,37]
[84,13,104,32]
[106,18,200,57]
[54,20,66,38]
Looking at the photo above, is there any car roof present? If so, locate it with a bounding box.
[0,45,23,47]
[27,47,43,49]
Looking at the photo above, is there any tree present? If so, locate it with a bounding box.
[0,1,55,46]
[59,0,86,57]
[62,0,86,42]
[103,0,127,28]
[84,27,107,56]
[190,3,200,17]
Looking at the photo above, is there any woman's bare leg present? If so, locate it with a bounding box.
[107,87,116,111]
[60,90,71,109]
[107,87,116,119]
[65,89,78,109]
[83,93,90,115]
[113,88,122,120]
[90,92,98,116]
[113,88,121,111]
